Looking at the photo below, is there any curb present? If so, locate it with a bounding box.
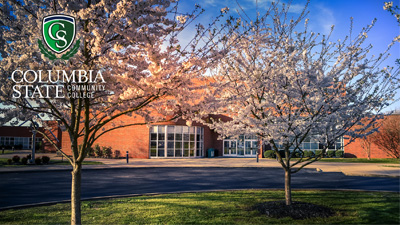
[0,166,281,174]
[1,188,399,211]
[1,166,399,178]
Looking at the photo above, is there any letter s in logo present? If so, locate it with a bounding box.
[48,22,67,48]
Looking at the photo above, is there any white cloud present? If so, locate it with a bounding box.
[288,4,306,14]
[312,4,335,34]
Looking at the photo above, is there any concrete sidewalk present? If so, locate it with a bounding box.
[0,152,399,178]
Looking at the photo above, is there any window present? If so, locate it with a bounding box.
[223,135,258,156]
[0,136,34,149]
[150,125,204,158]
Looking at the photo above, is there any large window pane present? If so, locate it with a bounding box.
[175,133,182,140]
[167,149,174,157]
[167,126,174,133]
[184,134,189,141]
[150,142,157,157]
[150,126,203,158]
[158,126,165,133]
[189,127,195,133]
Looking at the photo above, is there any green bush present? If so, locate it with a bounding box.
[27,154,31,160]
[21,157,28,165]
[335,150,344,158]
[303,151,315,158]
[34,157,42,165]
[94,144,102,158]
[102,146,112,158]
[12,155,20,163]
[7,158,12,165]
[315,150,323,158]
[326,150,335,158]
[292,150,303,158]
[42,156,50,164]
[264,150,275,158]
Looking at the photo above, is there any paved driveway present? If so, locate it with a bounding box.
[0,167,398,209]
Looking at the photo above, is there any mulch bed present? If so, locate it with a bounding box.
[253,201,335,220]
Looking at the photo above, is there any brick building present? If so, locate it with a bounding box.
[1,114,396,159]
[344,114,399,158]
[0,121,62,152]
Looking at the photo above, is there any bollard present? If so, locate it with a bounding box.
[126,151,129,164]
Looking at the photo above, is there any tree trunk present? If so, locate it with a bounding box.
[71,163,82,225]
[285,169,292,205]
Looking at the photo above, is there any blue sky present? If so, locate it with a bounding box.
[179,0,400,112]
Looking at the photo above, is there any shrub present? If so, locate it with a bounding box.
[94,144,102,158]
[303,151,315,158]
[87,147,95,157]
[326,150,335,158]
[114,150,121,159]
[27,154,32,160]
[7,159,12,165]
[264,150,275,158]
[315,150,323,158]
[12,155,20,163]
[21,157,28,165]
[35,157,42,165]
[335,150,344,158]
[293,150,303,158]
[102,146,112,158]
[42,156,50,164]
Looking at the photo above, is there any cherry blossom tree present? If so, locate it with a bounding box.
[0,0,231,224]
[198,2,400,205]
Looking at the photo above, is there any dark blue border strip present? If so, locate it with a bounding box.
[44,16,74,23]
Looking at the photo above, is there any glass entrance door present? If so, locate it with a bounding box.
[223,137,258,157]
[223,140,237,156]
[245,140,258,156]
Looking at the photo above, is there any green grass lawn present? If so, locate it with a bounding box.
[0,158,103,167]
[0,150,18,155]
[0,190,398,224]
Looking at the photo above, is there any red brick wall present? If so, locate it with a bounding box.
[0,126,34,137]
[344,137,392,158]
[61,115,225,158]
[42,121,62,152]
[61,115,150,158]
[344,114,399,158]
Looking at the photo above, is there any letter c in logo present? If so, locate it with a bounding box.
[48,22,67,48]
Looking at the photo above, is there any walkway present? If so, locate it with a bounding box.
[0,151,399,178]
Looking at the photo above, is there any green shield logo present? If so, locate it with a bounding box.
[42,15,75,54]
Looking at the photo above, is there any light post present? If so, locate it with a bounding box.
[31,130,36,164]
[30,120,39,164]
